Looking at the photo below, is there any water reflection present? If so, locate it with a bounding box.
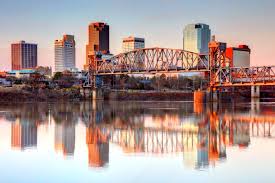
[86,127,109,167]
[11,120,37,150]
[54,122,75,156]
[0,101,274,170]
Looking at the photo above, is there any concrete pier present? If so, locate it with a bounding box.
[251,86,260,98]
[80,87,92,98]
[80,87,104,100]
[92,89,104,100]
[251,98,260,113]
[194,89,219,103]
[194,90,206,103]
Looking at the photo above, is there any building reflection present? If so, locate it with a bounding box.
[54,123,75,156]
[11,119,37,150]
[51,103,78,156]
[86,127,109,167]
[1,101,274,170]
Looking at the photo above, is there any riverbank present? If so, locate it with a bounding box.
[0,86,81,102]
[0,86,274,102]
[107,90,194,101]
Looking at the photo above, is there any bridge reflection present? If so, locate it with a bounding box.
[0,101,274,169]
[86,115,252,169]
[84,101,275,169]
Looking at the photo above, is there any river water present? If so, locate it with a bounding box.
[0,100,275,183]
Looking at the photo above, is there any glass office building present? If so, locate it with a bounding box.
[183,24,211,54]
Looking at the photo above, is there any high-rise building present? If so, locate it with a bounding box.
[122,36,145,52]
[183,24,211,54]
[84,22,110,70]
[226,45,251,67]
[11,41,37,70]
[54,35,76,72]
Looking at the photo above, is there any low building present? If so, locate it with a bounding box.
[0,78,12,87]
[35,66,52,78]
[122,36,145,52]
[226,45,251,67]
[67,68,87,80]
[0,71,7,78]
[7,69,36,78]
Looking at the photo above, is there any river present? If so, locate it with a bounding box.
[0,100,274,183]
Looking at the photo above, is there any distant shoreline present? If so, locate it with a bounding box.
[0,87,274,103]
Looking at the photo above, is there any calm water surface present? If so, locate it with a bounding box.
[0,100,275,183]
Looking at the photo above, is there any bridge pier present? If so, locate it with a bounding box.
[80,87,92,99]
[212,90,219,102]
[251,98,260,113]
[194,90,206,103]
[207,88,219,102]
[194,89,219,104]
[251,86,260,98]
[92,89,104,101]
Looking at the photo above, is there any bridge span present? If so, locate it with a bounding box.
[87,44,275,88]
[82,41,275,101]
[92,48,209,75]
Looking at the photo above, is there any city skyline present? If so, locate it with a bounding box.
[0,0,275,70]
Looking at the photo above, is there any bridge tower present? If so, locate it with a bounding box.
[209,41,230,87]
[88,52,104,100]
[208,41,231,101]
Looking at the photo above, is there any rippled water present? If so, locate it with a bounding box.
[0,100,275,183]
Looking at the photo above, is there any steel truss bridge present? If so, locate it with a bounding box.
[92,48,209,75]
[88,46,275,87]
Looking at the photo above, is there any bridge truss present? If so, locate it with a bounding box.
[212,66,275,87]
[91,48,208,75]
[87,45,275,88]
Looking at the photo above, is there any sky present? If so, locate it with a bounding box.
[0,0,275,71]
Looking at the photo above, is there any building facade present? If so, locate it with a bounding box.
[183,24,211,54]
[54,35,76,72]
[122,36,145,52]
[85,22,110,70]
[226,45,251,67]
[11,41,37,70]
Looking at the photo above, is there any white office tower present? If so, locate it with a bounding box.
[55,35,76,72]
[183,24,211,54]
[122,36,145,52]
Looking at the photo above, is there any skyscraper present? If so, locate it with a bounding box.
[11,41,37,70]
[54,35,76,72]
[122,36,145,52]
[183,24,211,54]
[84,22,110,70]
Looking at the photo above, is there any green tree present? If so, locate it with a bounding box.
[53,72,63,81]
